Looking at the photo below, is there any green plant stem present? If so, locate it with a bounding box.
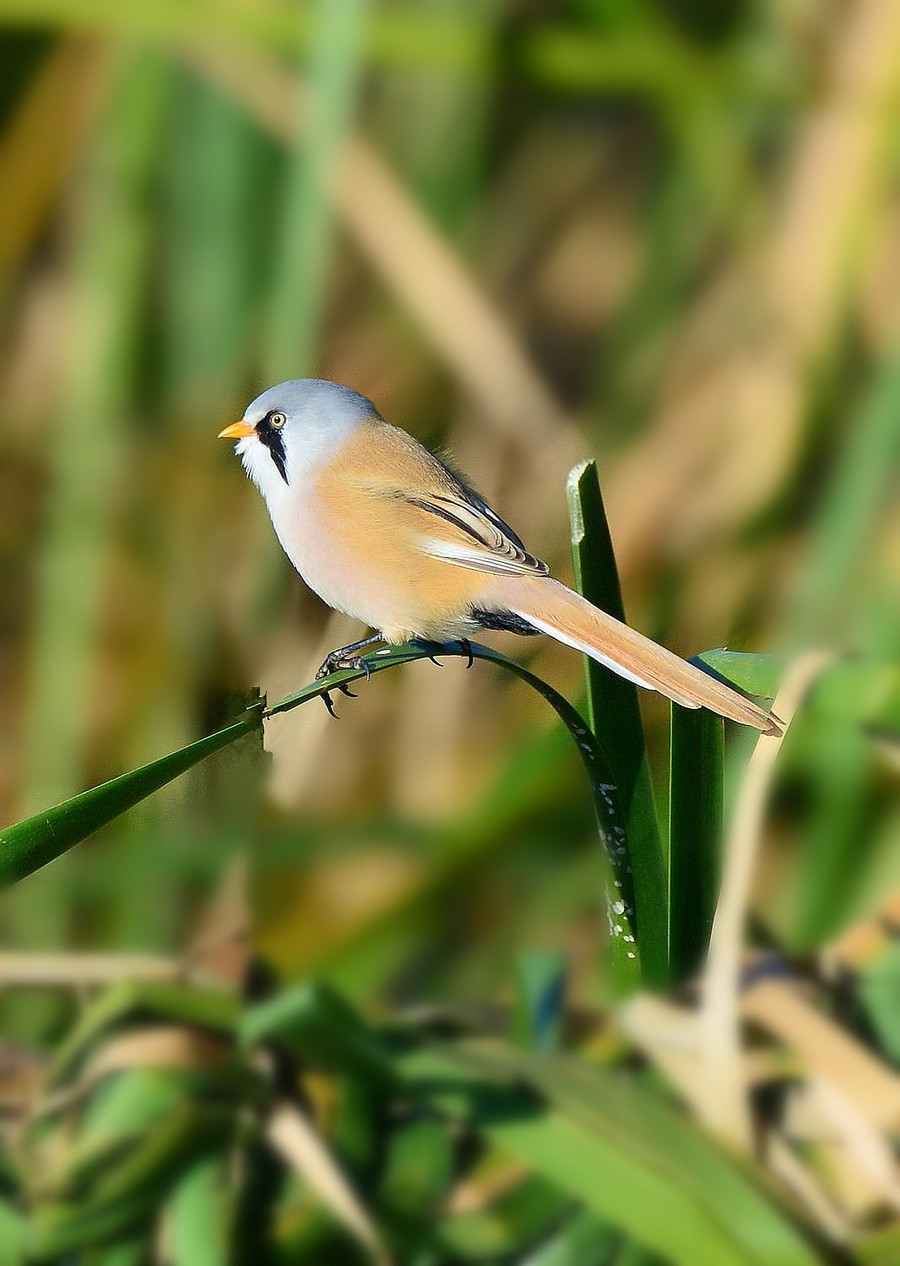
[267,640,642,988]
[668,708,723,984]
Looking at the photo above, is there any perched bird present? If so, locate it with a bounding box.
[219,379,778,733]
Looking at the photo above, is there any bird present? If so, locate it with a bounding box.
[218,379,779,733]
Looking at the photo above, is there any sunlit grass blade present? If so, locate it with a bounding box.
[668,708,723,984]
[567,460,666,989]
[0,708,263,888]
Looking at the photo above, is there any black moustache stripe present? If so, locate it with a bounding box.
[258,423,289,484]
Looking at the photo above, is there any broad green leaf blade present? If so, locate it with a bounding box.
[494,1048,821,1266]
[567,460,667,990]
[694,652,784,700]
[396,1041,821,1266]
[403,1057,744,1266]
[267,640,642,987]
[668,708,723,984]
[0,707,263,886]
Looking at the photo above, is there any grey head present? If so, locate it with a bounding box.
[234,378,380,496]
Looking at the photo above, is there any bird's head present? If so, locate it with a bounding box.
[218,378,378,497]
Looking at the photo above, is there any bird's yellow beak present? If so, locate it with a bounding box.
[217,420,255,440]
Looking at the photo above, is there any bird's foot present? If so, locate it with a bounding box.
[315,644,378,718]
[411,638,474,669]
[315,651,372,682]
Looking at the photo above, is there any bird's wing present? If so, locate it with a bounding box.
[406,488,549,577]
[334,420,548,577]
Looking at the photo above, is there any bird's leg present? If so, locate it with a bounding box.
[316,633,384,682]
[316,633,385,718]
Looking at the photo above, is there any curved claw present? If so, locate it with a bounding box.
[337,682,357,698]
[427,654,444,667]
[321,691,340,719]
[459,639,474,669]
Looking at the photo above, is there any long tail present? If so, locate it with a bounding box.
[489,574,780,734]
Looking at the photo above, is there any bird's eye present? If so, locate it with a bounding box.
[269,411,286,429]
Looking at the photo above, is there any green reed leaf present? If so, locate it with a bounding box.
[0,708,263,887]
[567,459,666,990]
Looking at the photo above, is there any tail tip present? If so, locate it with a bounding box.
[761,711,783,738]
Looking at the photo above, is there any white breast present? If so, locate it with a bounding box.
[236,436,368,622]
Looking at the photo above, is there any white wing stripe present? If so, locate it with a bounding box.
[421,538,543,577]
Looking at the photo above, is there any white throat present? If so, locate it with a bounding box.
[234,407,362,517]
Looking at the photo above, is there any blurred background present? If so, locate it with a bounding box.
[0,0,898,1053]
